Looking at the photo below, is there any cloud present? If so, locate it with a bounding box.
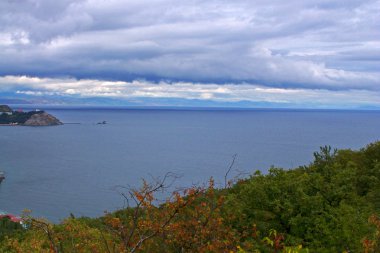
[1,75,380,108]
[0,0,379,105]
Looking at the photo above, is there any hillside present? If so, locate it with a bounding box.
[0,106,62,126]
[1,142,379,252]
[23,112,62,126]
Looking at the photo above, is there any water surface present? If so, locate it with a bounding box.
[0,108,379,221]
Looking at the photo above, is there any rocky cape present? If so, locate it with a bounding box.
[0,105,63,126]
[23,112,63,126]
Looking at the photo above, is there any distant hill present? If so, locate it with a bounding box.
[0,105,62,126]
[23,112,62,126]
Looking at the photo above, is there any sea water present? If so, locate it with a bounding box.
[0,108,379,222]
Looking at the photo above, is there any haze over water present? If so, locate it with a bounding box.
[0,108,379,222]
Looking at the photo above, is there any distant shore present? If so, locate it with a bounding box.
[0,123,20,126]
[0,105,62,126]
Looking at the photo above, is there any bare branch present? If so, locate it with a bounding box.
[100,230,112,253]
[224,154,237,188]
[28,218,59,253]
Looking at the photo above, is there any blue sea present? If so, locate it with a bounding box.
[0,108,379,222]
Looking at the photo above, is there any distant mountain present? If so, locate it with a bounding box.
[0,98,32,105]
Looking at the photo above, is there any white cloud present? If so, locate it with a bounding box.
[0,0,379,102]
[2,75,380,108]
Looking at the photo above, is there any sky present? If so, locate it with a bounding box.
[0,0,379,108]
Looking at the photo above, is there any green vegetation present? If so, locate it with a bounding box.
[1,142,379,252]
[0,105,12,113]
[225,143,380,252]
[0,110,44,124]
[0,217,24,242]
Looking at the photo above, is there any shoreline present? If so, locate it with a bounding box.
[0,123,20,126]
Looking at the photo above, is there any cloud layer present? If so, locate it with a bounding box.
[0,76,379,109]
[0,0,379,107]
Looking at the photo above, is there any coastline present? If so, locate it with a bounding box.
[0,105,63,126]
[0,123,20,126]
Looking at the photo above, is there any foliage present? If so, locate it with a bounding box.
[227,142,380,252]
[1,176,241,253]
[0,110,44,124]
[362,214,380,253]
[1,142,380,252]
[0,216,24,242]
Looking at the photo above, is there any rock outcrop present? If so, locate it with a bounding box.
[23,112,63,126]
